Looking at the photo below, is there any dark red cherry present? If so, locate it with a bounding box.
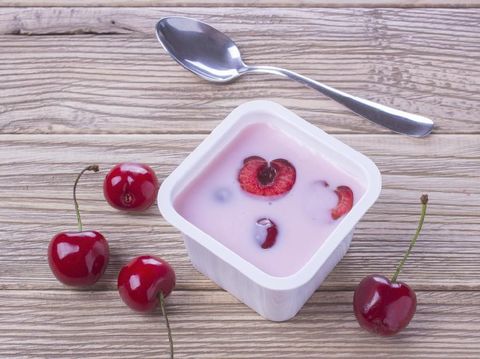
[117,255,176,312]
[48,231,109,286]
[118,255,176,358]
[353,195,429,336]
[103,163,159,211]
[238,156,296,196]
[353,275,416,336]
[47,165,109,287]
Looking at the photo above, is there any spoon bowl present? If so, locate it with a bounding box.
[155,16,434,137]
[156,17,245,83]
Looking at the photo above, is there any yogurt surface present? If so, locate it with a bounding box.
[174,123,364,277]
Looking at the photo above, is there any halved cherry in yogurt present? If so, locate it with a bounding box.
[238,156,296,197]
[331,185,354,220]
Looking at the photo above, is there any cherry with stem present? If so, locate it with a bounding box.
[353,194,429,336]
[48,164,109,287]
[118,255,176,358]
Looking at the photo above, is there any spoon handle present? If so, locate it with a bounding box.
[243,65,433,137]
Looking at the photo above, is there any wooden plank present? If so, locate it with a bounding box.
[0,134,478,290]
[1,290,480,358]
[0,8,479,134]
[1,1,480,8]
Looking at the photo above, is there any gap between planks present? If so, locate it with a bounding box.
[2,287,480,292]
[1,132,479,136]
[2,1,480,8]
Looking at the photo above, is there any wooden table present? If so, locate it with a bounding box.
[1,1,479,358]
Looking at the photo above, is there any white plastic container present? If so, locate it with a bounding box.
[158,100,381,321]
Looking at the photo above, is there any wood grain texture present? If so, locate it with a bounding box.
[1,290,480,358]
[1,8,479,134]
[1,4,480,358]
[2,1,480,8]
[0,134,478,291]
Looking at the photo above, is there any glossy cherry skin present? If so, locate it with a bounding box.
[118,255,176,312]
[353,275,417,336]
[103,163,159,211]
[48,231,109,287]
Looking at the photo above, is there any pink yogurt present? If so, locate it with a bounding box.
[174,122,364,277]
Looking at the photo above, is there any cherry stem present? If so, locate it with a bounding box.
[391,194,429,283]
[159,292,174,359]
[73,165,99,232]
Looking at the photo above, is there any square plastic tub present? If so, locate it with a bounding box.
[158,100,381,321]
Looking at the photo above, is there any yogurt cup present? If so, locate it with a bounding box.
[158,100,381,321]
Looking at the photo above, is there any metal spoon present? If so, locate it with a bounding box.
[155,16,434,137]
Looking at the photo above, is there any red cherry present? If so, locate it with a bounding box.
[48,231,109,286]
[117,255,176,312]
[353,275,416,336]
[103,163,159,211]
[255,218,278,249]
[331,185,354,220]
[47,165,109,287]
[238,156,296,196]
[353,194,429,336]
[118,255,176,359]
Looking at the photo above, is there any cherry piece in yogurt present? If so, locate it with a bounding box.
[331,185,354,220]
[255,218,278,249]
[238,156,296,196]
